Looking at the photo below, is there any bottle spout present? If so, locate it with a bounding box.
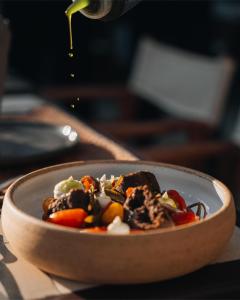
[65,0,90,17]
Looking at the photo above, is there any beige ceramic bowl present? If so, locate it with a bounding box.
[2,160,236,284]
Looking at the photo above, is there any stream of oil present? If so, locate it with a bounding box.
[65,0,90,51]
[65,0,90,108]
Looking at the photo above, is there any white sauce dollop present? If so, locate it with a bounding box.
[107,216,130,235]
[98,174,116,190]
[97,191,112,208]
[53,176,83,199]
[96,174,118,208]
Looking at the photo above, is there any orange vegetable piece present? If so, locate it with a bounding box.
[47,208,87,228]
[126,187,135,198]
[81,176,96,192]
[81,227,107,233]
[84,215,94,224]
[101,202,124,225]
[130,229,144,234]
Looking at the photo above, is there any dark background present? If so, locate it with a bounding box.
[1,0,240,199]
[2,0,240,87]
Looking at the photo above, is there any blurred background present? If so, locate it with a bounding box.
[2,1,240,83]
[1,0,240,207]
[2,1,240,120]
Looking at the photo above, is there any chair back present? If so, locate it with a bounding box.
[231,108,240,146]
[0,16,10,100]
[128,36,235,126]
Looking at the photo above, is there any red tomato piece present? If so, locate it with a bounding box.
[47,209,87,228]
[172,210,197,226]
[167,190,187,210]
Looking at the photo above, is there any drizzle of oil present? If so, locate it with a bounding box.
[65,0,90,50]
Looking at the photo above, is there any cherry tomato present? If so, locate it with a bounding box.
[167,190,187,210]
[172,210,197,225]
[81,227,107,233]
[47,208,87,228]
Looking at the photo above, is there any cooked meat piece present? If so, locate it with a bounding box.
[123,185,149,224]
[124,185,166,230]
[132,206,151,227]
[66,189,90,211]
[114,171,160,195]
[90,197,101,216]
[46,189,90,216]
[47,198,68,216]
[133,205,164,230]
[145,196,166,226]
[42,197,55,214]
[124,185,151,211]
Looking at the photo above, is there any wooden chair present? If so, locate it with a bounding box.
[229,108,240,200]
[40,36,236,170]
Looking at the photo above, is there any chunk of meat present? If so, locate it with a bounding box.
[124,185,150,211]
[114,171,160,195]
[46,189,90,216]
[124,185,165,230]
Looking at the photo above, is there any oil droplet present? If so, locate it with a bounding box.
[77,97,80,101]
[68,52,74,58]
[71,104,75,109]
[70,73,75,78]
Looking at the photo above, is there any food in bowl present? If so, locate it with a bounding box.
[42,171,207,233]
[2,161,235,283]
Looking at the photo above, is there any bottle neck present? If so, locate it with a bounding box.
[80,0,141,21]
[80,0,112,20]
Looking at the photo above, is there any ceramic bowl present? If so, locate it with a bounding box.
[1,160,236,284]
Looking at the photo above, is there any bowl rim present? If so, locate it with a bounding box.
[3,160,235,238]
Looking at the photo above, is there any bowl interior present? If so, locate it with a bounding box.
[10,161,226,221]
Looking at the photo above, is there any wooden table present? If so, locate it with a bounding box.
[1,103,240,300]
[0,104,138,182]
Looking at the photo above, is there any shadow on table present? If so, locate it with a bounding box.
[0,235,23,300]
[77,260,240,300]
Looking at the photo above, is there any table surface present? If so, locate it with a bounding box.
[0,104,138,182]
[1,104,240,300]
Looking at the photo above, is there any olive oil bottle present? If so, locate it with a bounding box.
[67,0,141,21]
[65,0,141,49]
